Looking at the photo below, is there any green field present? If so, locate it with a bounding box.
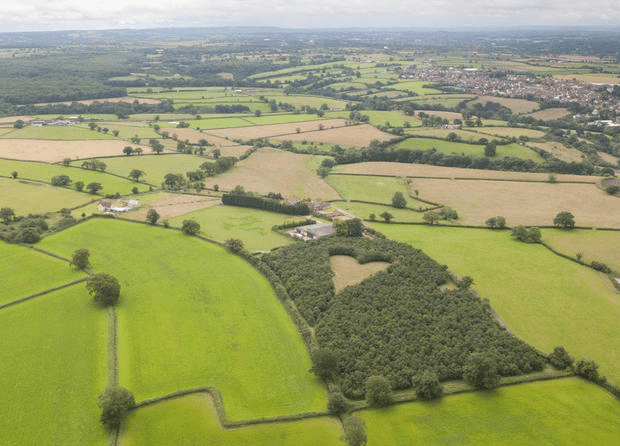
[0,125,116,140]
[96,154,206,185]
[330,200,425,223]
[95,122,159,139]
[361,378,620,445]
[169,205,295,252]
[396,138,544,161]
[326,174,411,204]
[0,177,92,214]
[0,241,83,305]
[244,114,327,126]
[39,218,326,420]
[542,228,620,272]
[0,286,108,446]
[376,224,620,384]
[328,110,419,128]
[185,117,254,130]
[387,80,443,95]
[0,159,149,194]
[121,394,342,446]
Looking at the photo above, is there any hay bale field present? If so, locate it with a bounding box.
[207,119,347,140]
[334,161,598,183]
[0,139,151,163]
[203,148,341,200]
[406,178,620,227]
[270,124,394,147]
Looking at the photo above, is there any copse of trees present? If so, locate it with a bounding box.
[263,237,544,398]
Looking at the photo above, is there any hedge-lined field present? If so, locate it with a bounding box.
[169,205,295,252]
[120,394,343,446]
[542,228,620,272]
[361,378,620,445]
[97,154,205,185]
[0,158,150,194]
[0,125,116,140]
[0,177,92,214]
[378,224,620,384]
[0,241,82,305]
[0,286,108,446]
[39,218,326,420]
[326,174,410,204]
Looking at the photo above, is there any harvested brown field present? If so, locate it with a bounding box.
[203,147,341,200]
[207,119,347,140]
[34,97,160,106]
[335,162,598,183]
[598,151,619,165]
[0,116,30,124]
[122,193,221,221]
[330,255,390,293]
[407,178,620,227]
[542,228,620,272]
[270,124,394,147]
[0,139,151,163]
[471,96,539,114]
[525,108,571,121]
[555,74,620,85]
[532,141,584,163]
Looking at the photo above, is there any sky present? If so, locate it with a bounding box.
[1,0,619,33]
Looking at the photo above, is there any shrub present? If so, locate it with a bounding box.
[463,352,500,390]
[548,346,574,370]
[605,185,620,195]
[575,359,600,382]
[342,415,367,446]
[412,369,443,400]
[71,248,91,271]
[327,391,349,415]
[224,238,244,253]
[97,386,135,429]
[392,191,407,209]
[181,219,200,235]
[145,208,160,225]
[311,349,338,380]
[591,261,611,273]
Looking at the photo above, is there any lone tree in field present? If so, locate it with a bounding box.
[70,248,91,271]
[463,352,500,390]
[379,211,393,223]
[392,191,407,209]
[97,386,135,429]
[86,273,121,306]
[145,209,160,225]
[342,415,367,446]
[75,181,84,192]
[365,375,393,407]
[181,219,200,236]
[129,169,145,182]
[86,182,103,195]
[553,211,575,229]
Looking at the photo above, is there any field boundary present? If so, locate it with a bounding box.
[0,277,87,311]
[108,306,119,387]
[329,171,598,184]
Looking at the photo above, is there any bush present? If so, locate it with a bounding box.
[591,261,611,273]
[392,191,407,209]
[605,185,620,195]
[511,225,541,243]
[224,238,244,253]
[463,352,500,389]
[181,219,200,235]
[365,375,393,407]
[70,248,91,271]
[145,208,160,225]
[327,391,349,415]
[575,359,600,382]
[548,346,573,370]
[342,415,367,446]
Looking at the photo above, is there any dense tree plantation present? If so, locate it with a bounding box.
[263,237,545,398]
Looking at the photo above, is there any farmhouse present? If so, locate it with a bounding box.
[294,222,335,240]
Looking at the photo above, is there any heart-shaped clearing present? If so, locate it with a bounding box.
[330,255,390,293]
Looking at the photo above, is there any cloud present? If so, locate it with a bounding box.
[1,0,619,31]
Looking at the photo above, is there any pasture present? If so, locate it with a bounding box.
[120,395,342,446]
[0,138,151,163]
[99,154,205,185]
[326,174,409,204]
[525,108,571,120]
[330,255,390,293]
[0,241,82,305]
[328,110,419,128]
[202,148,341,201]
[401,177,620,227]
[387,80,442,95]
[0,158,150,194]
[334,161,598,183]
[529,141,584,163]
[475,126,547,139]
[0,177,92,214]
[270,124,394,147]
[0,286,108,446]
[542,228,620,272]
[39,218,327,420]
[377,224,620,384]
[168,205,294,252]
[123,193,220,221]
[95,123,159,139]
[406,127,483,142]
[330,200,426,223]
[1,125,116,140]
[362,378,620,445]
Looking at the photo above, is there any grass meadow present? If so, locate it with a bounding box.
[0,125,116,140]
[326,174,410,204]
[0,286,108,446]
[387,80,443,95]
[361,378,620,445]
[0,158,150,194]
[39,218,327,420]
[471,96,540,114]
[328,110,420,128]
[0,177,92,214]
[97,154,206,185]
[0,241,83,305]
[330,200,426,223]
[169,205,295,252]
[376,224,620,384]
[396,138,544,161]
[120,394,343,446]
